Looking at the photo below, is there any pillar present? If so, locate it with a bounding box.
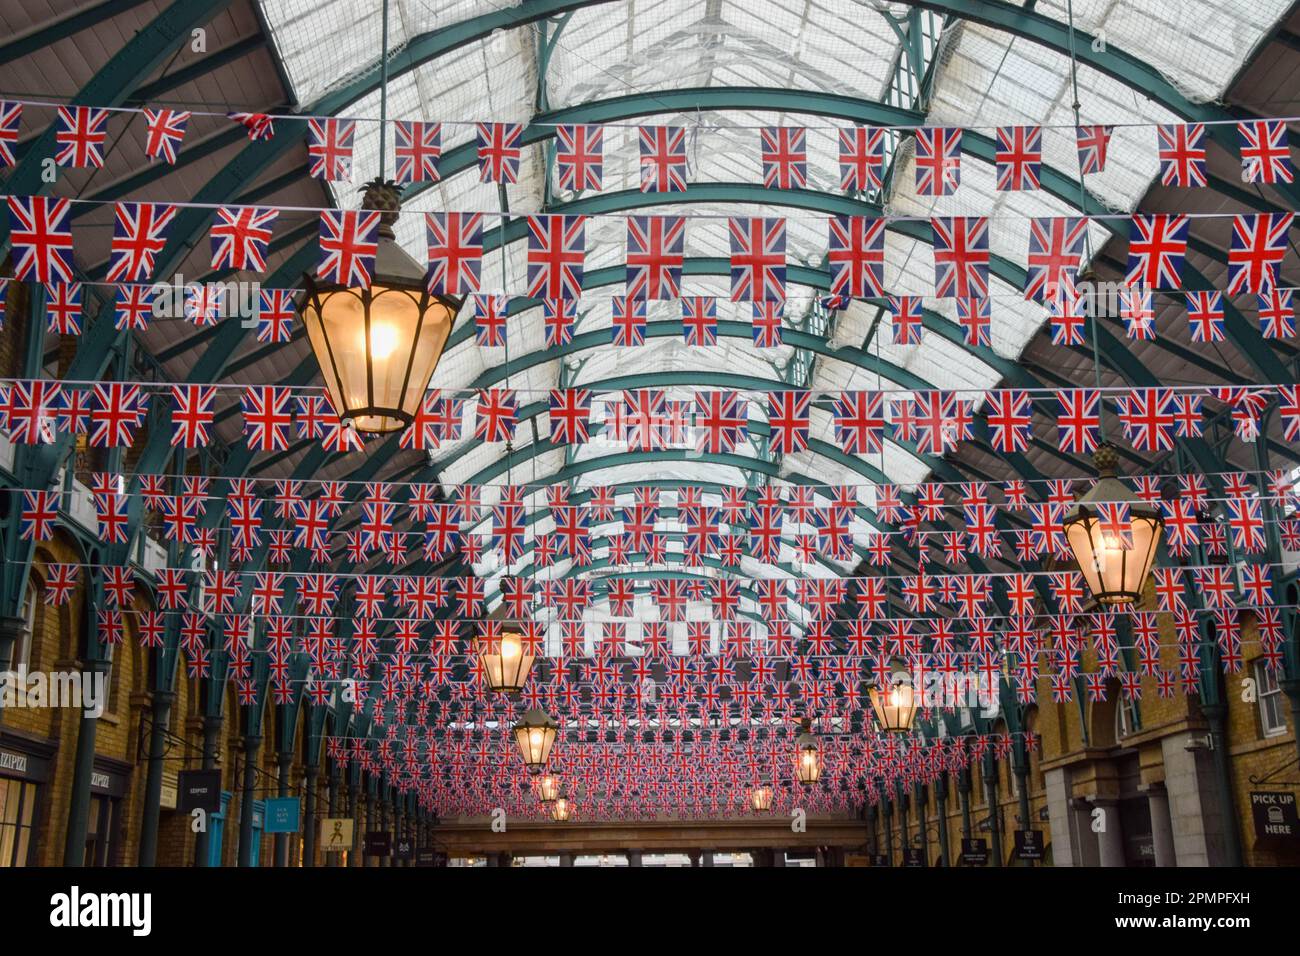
[700,851,713,867]
[137,689,174,866]
[1094,799,1125,867]
[983,754,1002,868]
[237,735,262,867]
[897,783,909,856]
[627,849,643,867]
[303,764,319,867]
[1144,784,1176,867]
[957,768,973,839]
[882,797,894,864]
[326,761,341,868]
[63,658,111,866]
[1201,700,1245,866]
[935,774,951,867]
[914,783,929,864]
[558,852,574,867]
[274,750,293,867]
[193,715,223,867]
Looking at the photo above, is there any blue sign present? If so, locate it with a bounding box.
[264,797,301,834]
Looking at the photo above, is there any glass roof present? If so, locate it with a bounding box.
[256,0,1293,613]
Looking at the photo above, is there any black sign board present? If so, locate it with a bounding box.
[1014,829,1045,861]
[903,847,926,868]
[393,838,413,861]
[872,853,890,867]
[1250,791,1299,842]
[960,837,989,866]
[414,847,438,867]
[363,830,392,857]
[178,769,223,813]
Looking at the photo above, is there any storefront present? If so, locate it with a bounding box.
[84,755,131,867]
[0,730,55,867]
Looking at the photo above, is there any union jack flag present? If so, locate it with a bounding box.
[1056,389,1099,453]
[393,120,441,183]
[1075,124,1113,174]
[54,106,109,167]
[694,391,747,453]
[318,210,380,287]
[626,215,684,300]
[833,391,885,454]
[107,202,177,282]
[1157,124,1207,187]
[476,122,522,183]
[622,390,667,451]
[256,289,296,343]
[306,118,355,180]
[611,296,647,346]
[1184,291,1225,343]
[426,211,483,295]
[1258,289,1295,339]
[1126,214,1189,289]
[549,388,591,444]
[475,389,517,443]
[839,126,885,192]
[1278,384,1300,440]
[681,296,717,345]
[20,490,59,541]
[45,283,82,334]
[471,293,507,347]
[638,126,687,192]
[7,196,75,283]
[142,108,189,163]
[556,124,603,191]
[1238,120,1293,184]
[913,391,970,455]
[761,126,806,188]
[525,214,585,300]
[184,283,223,327]
[1227,212,1293,295]
[227,111,274,140]
[242,386,293,451]
[543,297,576,347]
[1120,286,1155,340]
[7,379,61,444]
[1224,496,1265,553]
[956,296,990,347]
[0,101,20,166]
[1117,388,1176,451]
[995,125,1042,190]
[751,302,782,347]
[914,127,961,196]
[827,215,885,299]
[89,383,145,447]
[767,391,810,454]
[210,206,278,272]
[170,385,216,448]
[1025,216,1087,302]
[890,295,923,345]
[986,389,1033,453]
[932,216,989,298]
[729,217,786,302]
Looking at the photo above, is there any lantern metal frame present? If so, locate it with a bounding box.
[794,719,822,787]
[536,773,561,805]
[550,793,572,822]
[512,707,558,774]
[868,657,920,734]
[476,628,534,697]
[749,783,774,811]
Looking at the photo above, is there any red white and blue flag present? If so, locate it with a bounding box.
[694,391,747,453]
[54,106,110,167]
[1056,389,1100,453]
[833,391,885,454]
[20,490,59,541]
[170,385,216,448]
[394,120,442,183]
[1075,125,1113,174]
[45,282,82,334]
[143,108,189,164]
[729,217,786,302]
[7,196,75,283]
[1238,120,1293,184]
[0,101,20,166]
[625,215,684,300]
[471,294,507,347]
[890,294,923,345]
[956,296,991,347]
[932,216,989,298]
[761,126,807,188]
[1258,289,1295,339]
[228,111,274,140]
[475,389,517,443]
[986,390,1032,453]
[114,286,152,331]
[995,125,1042,191]
[611,296,647,346]
[839,126,885,192]
[425,211,483,295]
[549,388,591,444]
[525,215,585,300]
[242,386,293,451]
[1157,123,1207,187]
[915,127,961,196]
[1184,290,1225,343]
[1226,212,1293,295]
[1117,388,1177,451]
[767,391,810,454]
[476,123,523,184]
[1025,216,1087,302]
[256,289,296,343]
[556,124,603,191]
[638,126,688,192]
[210,205,277,272]
[318,210,380,287]
[681,296,717,346]
[107,202,177,282]
[751,302,783,347]
[89,383,145,447]
[1126,214,1189,289]
[1048,289,1087,345]
[827,215,885,298]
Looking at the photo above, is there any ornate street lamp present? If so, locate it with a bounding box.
[868,658,919,734]
[750,784,774,812]
[536,773,561,805]
[298,178,460,434]
[794,719,822,787]
[476,628,534,696]
[1063,444,1164,606]
[512,708,558,773]
[551,792,571,822]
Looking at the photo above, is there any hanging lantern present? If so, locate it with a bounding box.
[298,179,461,434]
[536,773,560,804]
[1063,443,1163,606]
[750,784,774,812]
[551,794,571,822]
[868,658,919,733]
[512,708,558,773]
[794,720,822,787]
[477,629,534,696]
